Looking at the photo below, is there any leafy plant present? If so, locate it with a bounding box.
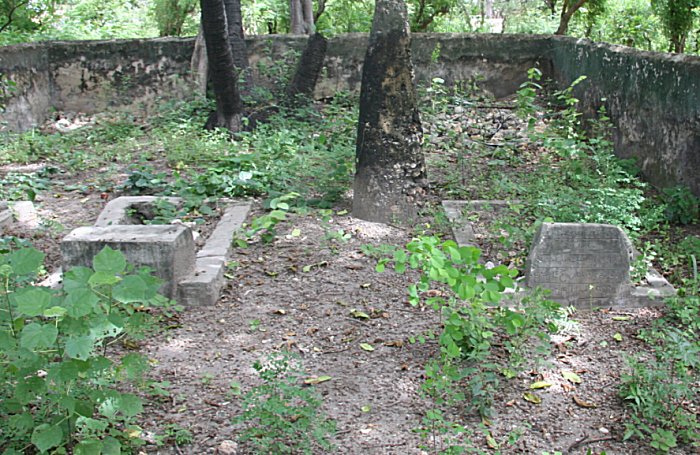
[661,185,700,225]
[119,164,169,195]
[378,236,561,450]
[620,275,700,452]
[235,351,336,454]
[235,192,299,246]
[0,171,51,201]
[0,246,172,453]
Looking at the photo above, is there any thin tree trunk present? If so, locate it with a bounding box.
[286,32,328,105]
[223,0,251,95]
[200,0,242,132]
[555,0,588,35]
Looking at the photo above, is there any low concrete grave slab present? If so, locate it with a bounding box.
[444,201,675,309]
[62,224,195,298]
[178,202,251,306]
[525,222,674,309]
[61,196,252,306]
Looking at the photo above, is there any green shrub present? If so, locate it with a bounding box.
[0,246,173,453]
[235,351,336,454]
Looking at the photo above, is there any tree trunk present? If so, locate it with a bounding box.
[290,0,314,34]
[555,0,588,35]
[223,0,252,95]
[191,25,209,96]
[200,0,242,132]
[286,32,328,106]
[353,0,427,225]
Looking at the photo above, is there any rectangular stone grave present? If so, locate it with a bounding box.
[525,222,635,308]
[61,224,195,298]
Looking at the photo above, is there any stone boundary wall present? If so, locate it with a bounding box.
[0,34,697,195]
[548,37,700,196]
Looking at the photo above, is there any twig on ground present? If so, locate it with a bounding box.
[567,434,616,452]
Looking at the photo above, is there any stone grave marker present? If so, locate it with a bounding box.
[525,222,635,308]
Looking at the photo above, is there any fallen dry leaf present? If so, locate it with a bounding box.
[573,395,597,408]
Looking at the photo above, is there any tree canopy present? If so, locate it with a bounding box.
[0,0,697,54]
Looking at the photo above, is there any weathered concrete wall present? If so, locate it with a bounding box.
[0,44,51,132]
[548,37,700,197]
[0,34,697,195]
[49,37,196,117]
[411,33,551,98]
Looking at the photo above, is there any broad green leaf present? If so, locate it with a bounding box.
[93,246,127,274]
[613,332,623,342]
[20,323,58,350]
[89,271,120,287]
[74,439,103,455]
[65,336,95,360]
[31,423,64,452]
[359,343,374,352]
[16,376,46,404]
[562,370,582,384]
[75,416,109,433]
[59,396,76,413]
[350,309,370,320]
[303,375,332,385]
[530,381,553,389]
[99,397,118,419]
[612,316,631,321]
[0,330,17,350]
[522,392,542,404]
[43,305,67,318]
[102,436,122,455]
[63,266,93,290]
[118,393,143,418]
[8,413,33,435]
[64,288,100,318]
[89,318,122,340]
[7,248,44,276]
[113,275,150,303]
[14,287,53,317]
[118,353,148,381]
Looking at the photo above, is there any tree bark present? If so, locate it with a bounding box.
[223,0,252,95]
[200,0,243,132]
[555,0,588,35]
[286,32,328,105]
[190,25,208,96]
[353,0,427,225]
[290,0,314,34]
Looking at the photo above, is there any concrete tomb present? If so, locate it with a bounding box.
[60,196,251,305]
[525,222,674,308]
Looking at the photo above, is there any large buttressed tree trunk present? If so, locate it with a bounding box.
[352,0,428,225]
[200,0,243,132]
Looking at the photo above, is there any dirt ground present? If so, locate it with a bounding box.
[1,103,697,454]
[0,175,693,455]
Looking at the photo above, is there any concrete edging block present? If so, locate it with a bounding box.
[178,201,252,306]
[61,224,195,298]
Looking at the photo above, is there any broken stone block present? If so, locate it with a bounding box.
[61,225,195,298]
[525,222,634,309]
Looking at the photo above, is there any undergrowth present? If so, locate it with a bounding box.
[0,246,178,453]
